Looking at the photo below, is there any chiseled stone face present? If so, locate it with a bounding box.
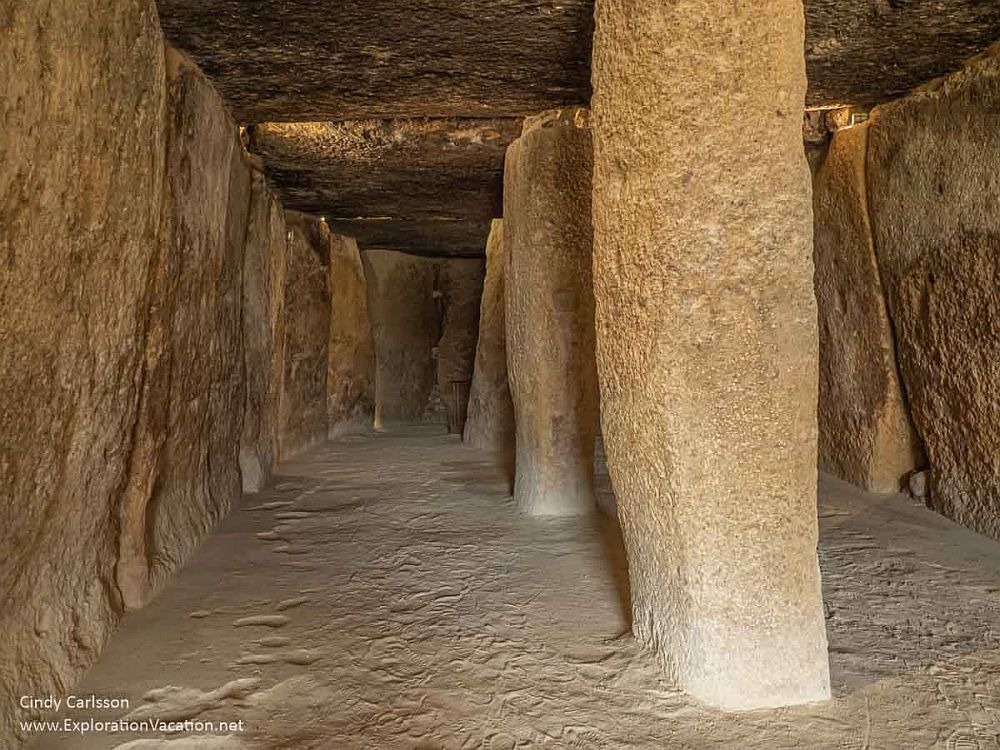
[813,122,924,493]
[464,220,516,473]
[591,0,830,710]
[363,250,441,426]
[0,0,166,740]
[867,51,1000,541]
[504,108,599,517]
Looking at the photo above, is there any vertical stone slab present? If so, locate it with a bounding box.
[867,52,1000,539]
[0,0,166,738]
[240,169,282,492]
[464,220,516,466]
[363,250,441,426]
[278,212,333,458]
[327,234,376,437]
[266,194,289,470]
[437,258,485,433]
[591,0,831,709]
[504,109,598,517]
[813,123,923,493]
[116,47,246,610]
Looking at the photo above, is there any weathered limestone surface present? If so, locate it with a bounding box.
[813,123,923,493]
[327,234,376,436]
[240,169,286,492]
[464,220,516,464]
[278,212,333,459]
[437,259,485,432]
[591,0,830,709]
[363,251,441,426]
[116,49,246,611]
[0,0,166,741]
[867,52,1000,540]
[504,109,598,516]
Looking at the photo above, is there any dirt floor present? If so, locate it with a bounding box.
[28,426,1000,749]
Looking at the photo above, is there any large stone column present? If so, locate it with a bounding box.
[591,0,831,710]
[504,109,598,516]
[464,220,516,468]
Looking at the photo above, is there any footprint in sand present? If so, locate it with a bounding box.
[233,650,322,666]
[233,615,290,628]
[276,596,311,611]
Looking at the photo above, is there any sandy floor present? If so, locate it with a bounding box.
[29,427,1000,749]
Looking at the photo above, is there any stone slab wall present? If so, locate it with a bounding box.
[278,212,333,458]
[327,235,376,437]
[0,11,307,744]
[813,122,923,493]
[115,48,247,611]
[363,250,441,426]
[867,51,1000,539]
[240,169,287,492]
[0,0,167,743]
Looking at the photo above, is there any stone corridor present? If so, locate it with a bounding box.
[28,428,1000,749]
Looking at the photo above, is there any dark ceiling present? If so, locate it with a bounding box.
[157,0,1000,255]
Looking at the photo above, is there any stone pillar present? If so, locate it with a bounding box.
[813,123,923,493]
[504,109,598,516]
[436,258,485,433]
[464,220,516,470]
[326,234,376,437]
[591,0,831,710]
[362,250,440,426]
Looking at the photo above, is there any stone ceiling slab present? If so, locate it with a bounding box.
[156,0,594,122]
[250,119,521,221]
[326,219,492,258]
[157,0,1000,121]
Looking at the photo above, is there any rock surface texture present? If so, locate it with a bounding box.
[278,213,334,459]
[436,260,485,433]
[867,51,1000,541]
[326,234,376,437]
[464,221,516,467]
[239,170,287,492]
[0,0,166,742]
[813,123,923,493]
[363,251,441,426]
[591,0,831,710]
[116,48,250,612]
[0,5,339,746]
[504,109,598,517]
